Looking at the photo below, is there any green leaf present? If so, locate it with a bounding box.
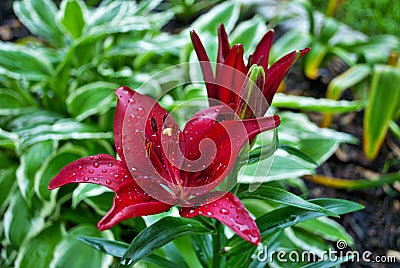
[269,30,312,63]
[0,43,54,81]
[327,64,371,100]
[0,166,17,211]
[60,0,86,39]
[13,0,64,46]
[225,198,363,256]
[304,42,328,80]
[0,88,31,115]
[35,143,87,201]
[3,191,36,249]
[319,17,339,44]
[17,140,57,199]
[78,236,181,268]
[272,93,365,113]
[304,172,400,190]
[189,1,240,34]
[72,184,112,209]
[77,236,128,258]
[50,224,113,268]
[230,16,268,57]
[238,186,337,217]
[295,217,354,246]
[66,81,119,121]
[15,118,112,149]
[15,224,63,267]
[278,144,318,166]
[121,216,213,266]
[363,64,400,160]
[240,149,315,183]
[278,112,357,164]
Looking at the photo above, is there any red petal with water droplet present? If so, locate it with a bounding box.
[216,44,247,105]
[120,87,182,184]
[98,180,171,230]
[190,30,217,104]
[217,24,231,64]
[252,29,274,71]
[186,115,280,192]
[115,86,135,167]
[264,48,310,107]
[180,192,260,245]
[48,154,132,192]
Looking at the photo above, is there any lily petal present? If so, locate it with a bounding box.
[264,48,310,106]
[190,30,217,103]
[48,154,132,192]
[252,29,274,72]
[187,115,280,192]
[114,86,135,167]
[217,23,231,64]
[120,86,183,186]
[98,180,171,230]
[180,192,260,245]
[216,44,247,105]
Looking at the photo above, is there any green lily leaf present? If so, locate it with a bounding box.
[238,186,337,217]
[272,93,365,113]
[121,216,213,267]
[327,64,371,100]
[363,64,400,160]
[50,224,113,268]
[225,198,363,256]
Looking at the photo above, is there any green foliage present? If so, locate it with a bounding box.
[310,0,400,36]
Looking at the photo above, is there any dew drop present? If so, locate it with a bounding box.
[130,167,139,176]
[130,114,137,123]
[106,179,112,185]
[77,165,83,171]
[93,177,99,181]
[88,169,94,174]
[129,98,136,104]
[84,177,89,182]
[102,169,107,173]
[108,163,113,167]
[93,162,99,168]
[219,208,230,215]
[137,107,145,116]
[89,156,94,160]
[117,146,123,154]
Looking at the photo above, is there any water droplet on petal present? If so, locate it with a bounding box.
[137,107,145,116]
[89,156,94,160]
[108,163,113,167]
[106,179,112,185]
[77,165,83,171]
[93,162,99,168]
[93,177,99,181]
[102,169,107,173]
[130,167,138,176]
[219,208,230,215]
[84,177,89,182]
[88,169,94,174]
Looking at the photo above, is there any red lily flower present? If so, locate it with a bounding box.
[49,86,280,245]
[191,24,310,117]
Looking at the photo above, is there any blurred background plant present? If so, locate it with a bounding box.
[0,0,398,267]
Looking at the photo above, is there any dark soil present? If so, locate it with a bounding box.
[1,1,399,267]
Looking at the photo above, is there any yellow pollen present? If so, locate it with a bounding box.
[163,128,173,136]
